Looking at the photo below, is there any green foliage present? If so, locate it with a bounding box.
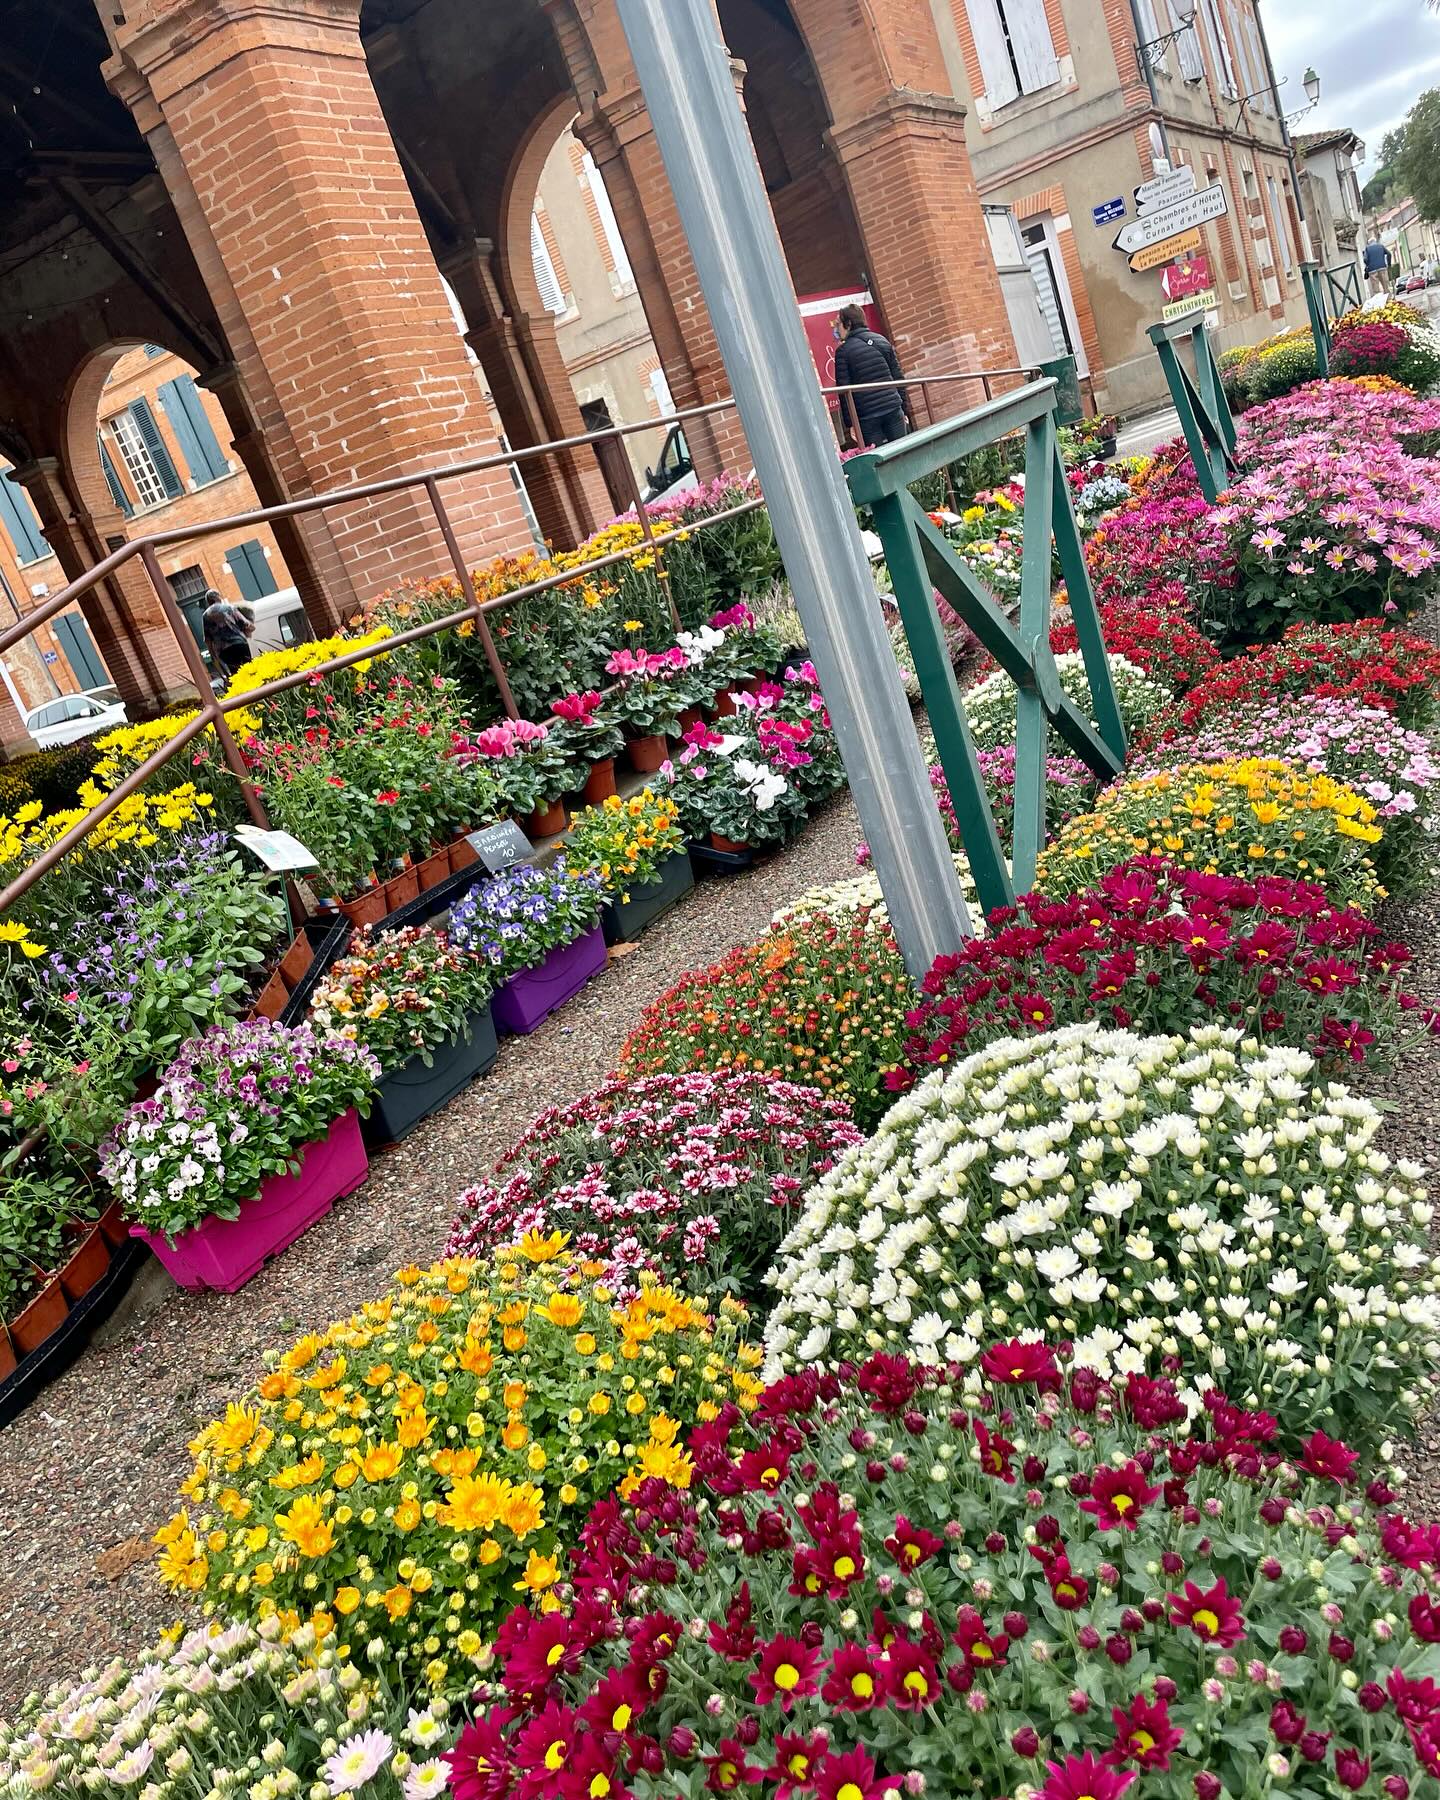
[1383,91,1440,226]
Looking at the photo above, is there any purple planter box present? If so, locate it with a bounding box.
[492,926,607,1035]
[130,1109,369,1295]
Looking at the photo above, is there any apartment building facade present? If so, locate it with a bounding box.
[947,0,1310,411]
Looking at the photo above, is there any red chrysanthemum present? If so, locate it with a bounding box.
[1299,1431,1359,1486]
[975,1419,1016,1481]
[980,1338,1062,1390]
[1104,1692,1185,1770]
[820,1642,884,1712]
[882,1637,942,1711]
[814,1745,896,1800]
[884,1515,945,1571]
[1079,1461,1162,1531]
[751,1636,823,1712]
[768,1732,827,1798]
[704,1739,763,1791]
[1168,1576,1246,1647]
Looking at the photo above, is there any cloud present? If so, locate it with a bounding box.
[1263,0,1440,170]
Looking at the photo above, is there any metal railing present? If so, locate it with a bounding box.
[0,364,1057,915]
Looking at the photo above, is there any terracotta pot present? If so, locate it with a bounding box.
[526,799,568,839]
[449,835,480,873]
[279,933,315,988]
[417,845,452,891]
[252,967,290,1021]
[99,1200,130,1249]
[678,706,704,733]
[626,733,669,774]
[0,1323,15,1383]
[710,832,751,854]
[9,1274,67,1357]
[385,865,420,910]
[60,1225,111,1303]
[582,758,617,805]
[340,883,388,927]
[710,687,739,718]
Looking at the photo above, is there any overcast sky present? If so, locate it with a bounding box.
[1263,0,1440,171]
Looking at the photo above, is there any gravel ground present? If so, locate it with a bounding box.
[0,792,863,1713]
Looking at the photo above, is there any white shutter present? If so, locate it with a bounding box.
[582,152,634,291]
[1244,15,1270,111]
[530,215,566,315]
[1005,0,1060,92]
[1200,0,1236,95]
[964,0,1020,108]
[1267,174,1294,270]
[1135,0,1164,70]
[1176,13,1205,80]
[1229,3,1257,99]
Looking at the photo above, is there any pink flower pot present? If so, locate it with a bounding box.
[131,1110,369,1295]
[492,927,607,1035]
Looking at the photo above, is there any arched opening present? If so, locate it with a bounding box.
[717,0,870,302]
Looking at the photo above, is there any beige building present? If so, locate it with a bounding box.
[1294,128,1365,300]
[944,0,1310,412]
[530,127,673,514]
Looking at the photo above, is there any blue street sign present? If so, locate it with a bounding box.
[1092,196,1127,226]
[41,650,58,663]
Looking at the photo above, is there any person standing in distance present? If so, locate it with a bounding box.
[833,304,913,447]
[1363,232,1392,297]
[201,587,255,684]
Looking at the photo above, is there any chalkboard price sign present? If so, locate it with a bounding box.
[466,821,536,874]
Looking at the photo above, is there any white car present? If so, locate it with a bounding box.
[24,688,128,749]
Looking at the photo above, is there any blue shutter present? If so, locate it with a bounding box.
[53,613,109,689]
[98,439,134,518]
[0,468,48,564]
[157,375,230,486]
[128,398,183,499]
[226,538,278,602]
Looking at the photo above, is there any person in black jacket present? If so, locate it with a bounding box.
[833,304,912,447]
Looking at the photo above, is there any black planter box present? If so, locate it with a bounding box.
[0,1239,150,1435]
[380,860,492,933]
[362,1006,499,1147]
[601,850,696,944]
[279,916,354,1026]
[687,837,758,878]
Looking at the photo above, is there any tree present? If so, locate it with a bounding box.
[1382,92,1440,222]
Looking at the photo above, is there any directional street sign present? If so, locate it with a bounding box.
[1135,166,1196,212]
[1113,183,1227,254]
[1129,228,1203,273]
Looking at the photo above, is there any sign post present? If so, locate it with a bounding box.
[610,0,976,969]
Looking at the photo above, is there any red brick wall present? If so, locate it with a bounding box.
[109,0,533,598]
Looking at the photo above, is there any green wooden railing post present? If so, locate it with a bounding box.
[845,377,1126,914]
[1301,262,1332,375]
[869,488,1015,917]
[1146,320,1238,503]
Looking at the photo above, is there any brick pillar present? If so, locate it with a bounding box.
[12,458,191,717]
[0,678,33,757]
[443,242,611,549]
[200,362,345,632]
[793,0,1017,412]
[104,0,533,600]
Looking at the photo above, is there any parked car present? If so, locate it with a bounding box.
[1400,270,1430,293]
[242,588,312,655]
[25,688,127,748]
[642,424,699,504]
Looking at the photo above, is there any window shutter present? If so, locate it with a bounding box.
[226,539,278,603]
[1006,0,1060,93]
[1199,0,1236,94]
[530,215,566,315]
[97,438,134,518]
[964,0,1020,107]
[1176,16,1204,80]
[1243,15,1270,110]
[53,613,108,690]
[128,399,183,499]
[1135,0,1164,67]
[0,468,48,564]
[158,376,230,486]
[582,153,635,289]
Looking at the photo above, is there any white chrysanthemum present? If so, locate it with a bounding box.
[762,1020,1436,1448]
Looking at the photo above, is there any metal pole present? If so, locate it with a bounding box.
[422,476,520,719]
[612,0,973,969]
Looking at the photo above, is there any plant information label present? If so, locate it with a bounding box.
[233,825,320,872]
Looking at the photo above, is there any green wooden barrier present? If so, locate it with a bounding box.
[844,379,1125,915]
[1145,317,1239,503]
